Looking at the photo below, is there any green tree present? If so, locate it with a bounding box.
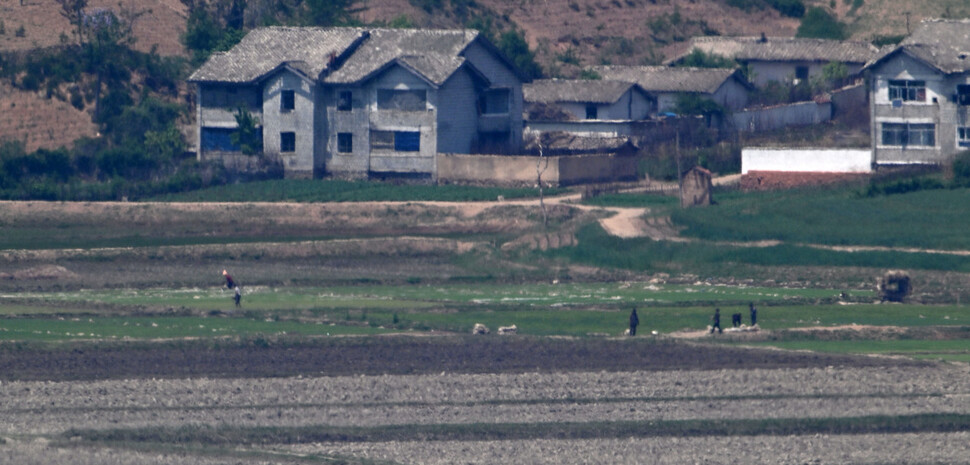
[497,30,542,80]
[674,93,724,118]
[796,7,847,40]
[231,106,262,156]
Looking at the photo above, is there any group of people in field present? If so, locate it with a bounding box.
[627,303,759,336]
[709,303,757,334]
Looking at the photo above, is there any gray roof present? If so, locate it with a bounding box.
[671,36,877,64]
[188,27,487,86]
[891,19,970,74]
[590,66,747,94]
[523,79,640,104]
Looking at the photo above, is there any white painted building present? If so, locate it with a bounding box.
[865,19,970,165]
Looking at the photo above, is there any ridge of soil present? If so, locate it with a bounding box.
[0,336,925,382]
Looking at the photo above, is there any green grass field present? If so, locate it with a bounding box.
[5,281,970,361]
[147,179,563,202]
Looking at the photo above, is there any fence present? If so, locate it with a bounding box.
[731,100,832,132]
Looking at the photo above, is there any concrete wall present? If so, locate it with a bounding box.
[437,68,480,154]
[437,153,637,186]
[831,82,867,119]
[262,71,317,178]
[742,147,872,174]
[732,100,831,132]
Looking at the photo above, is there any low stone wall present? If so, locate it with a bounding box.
[437,153,637,187]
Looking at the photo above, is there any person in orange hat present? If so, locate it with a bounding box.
[222,270,241,307]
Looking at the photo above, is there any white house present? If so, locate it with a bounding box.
[188,27,528,179]
[669,35,877,88]
[864,19,970,165]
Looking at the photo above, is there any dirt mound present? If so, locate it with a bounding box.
[740,171,870,191]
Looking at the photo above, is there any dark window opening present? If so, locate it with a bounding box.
[338,91,352,111]
[377,89,427,111]
[337,132,353,153]
[280,132,296,152]
[281,90,295,112]
[370,130,420,151]
[479,88,510,114]
[586,104,598,120]
[888,80,926,102]
[958,85,970,106]
[959,127,970,147]
[795,66,809,81]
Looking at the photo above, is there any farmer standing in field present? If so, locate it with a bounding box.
[223,269,241,308]
[749,302,757,327]
[629,307,639,336]
[710,308,722,334]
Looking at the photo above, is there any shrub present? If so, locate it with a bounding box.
[767,0,805,18]
[796,7,847,40]
[674,48,736,69]
[952,150,970,187]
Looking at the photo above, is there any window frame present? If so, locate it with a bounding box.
[881,122,935,147]
[888,79,927,103]
[370,130,421,152]
[957,84,970,106]
[280,132,296,153]
[479,88,510,115]
[337,132,353,153]
[958,127,970,147]
[281,90,295,112]
[337,91,353,111]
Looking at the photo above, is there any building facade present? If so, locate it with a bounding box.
[188,27,527,179]
[865,19,970,165]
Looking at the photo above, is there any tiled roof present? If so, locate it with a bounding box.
[188,27,366,83]
[324,28,479,85]
[188,27,483,86]
[590,66,745,94]
[895,19,970,74]
[523,79,639,104]
[671,36,877,64]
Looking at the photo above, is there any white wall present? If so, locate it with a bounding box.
[742,148,872,174]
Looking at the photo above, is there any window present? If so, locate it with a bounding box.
[377,89,426,111]
[280,132,296,152]
[281,90,295,111]
[881,122,935,147]
[337,132,353,153]
[370,130,420,151]
[479,89,510,114]
[888,80,926,102]
[201,128,239,152]
[959,127,970,147]
[585,104,598,120]
[338,91,352,111]
[795,66,809,81]
[958,85,970,106]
